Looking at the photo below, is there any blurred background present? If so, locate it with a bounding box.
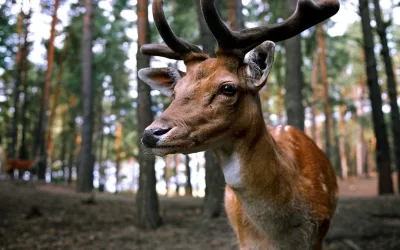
[0,0,399,249]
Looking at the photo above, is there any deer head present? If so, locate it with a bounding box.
[139,0,339,156]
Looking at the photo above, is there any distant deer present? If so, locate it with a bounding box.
[139,0,340,249]
[5,157,40,173]
[0,148,40,177]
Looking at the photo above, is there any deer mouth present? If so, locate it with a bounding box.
[141,127,196,156]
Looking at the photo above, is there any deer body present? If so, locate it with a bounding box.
[138,0,340,249]
[222,125,337,250]
[6,158,40,172]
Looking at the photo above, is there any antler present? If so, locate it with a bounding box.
[201,0,340,58]
[140,0,207,62]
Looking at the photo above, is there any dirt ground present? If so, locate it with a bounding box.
[0,177,399,250]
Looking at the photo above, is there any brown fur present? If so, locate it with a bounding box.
[222,125,338,249]
[5,158,40,172]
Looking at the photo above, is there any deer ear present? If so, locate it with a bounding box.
[246,41,275,91]
[138,67,184,96]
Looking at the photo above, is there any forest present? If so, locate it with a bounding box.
[0,0,400,249]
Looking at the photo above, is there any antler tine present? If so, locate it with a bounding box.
[141,0,205,61]
[140,43,183,60]
[201,0,340,57]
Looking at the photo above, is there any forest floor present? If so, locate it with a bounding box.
[0,176,399,250]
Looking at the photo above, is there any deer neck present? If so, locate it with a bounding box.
[213,108,298,207]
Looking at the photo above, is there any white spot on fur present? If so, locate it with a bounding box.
[322,183,328,193]
[221,153,242,188]
[303,178,313,187]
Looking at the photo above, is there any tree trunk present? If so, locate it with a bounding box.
[46,31,69,159]
[356,82,368,177]
[67,122,76,185]
[235,0,244,30]
[338,98,348,179]
[284,0,304,131]
[227,0,244,30]
[317,23,333,161]
[135,0,162,229]
[275,50,285,124]
[164,155,172,196]
[19,8,32,161]
[359,0,393,194]
[175,154,181,195]
[185,155,192,196]
[372,0,400,192]
[115,122,122,193]
[97,105,105,187]
[202,151,225,218]
[35,0,60,180]
[10,8,24,161]
[195,0,226,218]
[311,49,319,143]
[60,106,68,180]
[77,0,94,192]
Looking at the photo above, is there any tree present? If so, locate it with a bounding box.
[195,0,226,218]
[317,23,334,161]
[114,121,122,193]
[358,0,393,194]
[185,155,192,196]
[10,7,24,162]
[19,7,33,161]
[284,0,304,131]
[372,0,400,192]
[135,0,162,229]
[35,0,61,180]
[77,0,94,192]
[338,90,349,179]
[310,49,319,143]
[47,30,70,161]
[228,0,244,30]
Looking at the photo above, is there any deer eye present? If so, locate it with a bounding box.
[219,84,237,96]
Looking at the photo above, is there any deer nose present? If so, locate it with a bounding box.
[142,127,172,147]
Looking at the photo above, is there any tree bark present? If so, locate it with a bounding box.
[10,8,24,161]
[235,0,244,30]
[317,23,333,161]
[59,106,68,180]
[175,154,181,195]
[203,151,225,218]
[77,0,94,192]
[115,122,122,193]
[356,81,368,177]
[19,8,32,161]
[195,0,226,218]
[46,31,69,159]
[284,0,305,131]
[311,49,319,143]
[185,155,192,196]
[227,0,244,30]
[359,0,393,194]
[35,0,60,180]
[338,97,348,179]
[97,104,105,187]
[135,0,162,229]
[164,155,172,195]
[372,0,400,192]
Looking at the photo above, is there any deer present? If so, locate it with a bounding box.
[138,0,340,249]
[5,157,40,173]
[0,147,40,177]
